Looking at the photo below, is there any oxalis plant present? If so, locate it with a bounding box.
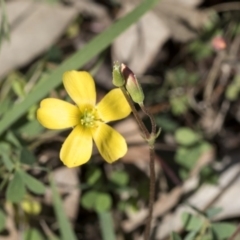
[37,63,159,239]
[112,62,160,240]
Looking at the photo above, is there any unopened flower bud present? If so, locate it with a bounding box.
[211,36,226,51]
[121,64,144,104]
[112,62,125,87]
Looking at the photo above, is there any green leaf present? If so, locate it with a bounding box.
[95,193,112,213]
[109,170,129,187]
[86,168,102,186]
[199,141,212,152]
[45,46,63,63]
[155,115,179,132]
[1,153,14,172]
[6,171,26,203]
[0,142,10,153]
[171,232,182,240]
[17,120,44,138]
[179,168,189,180]
[225,83,239,101]
[211,222,236,239]
[0,142,14,171]
[188,41,213,60]
[20,171,45,195]
[200,166,218,184]
[81,190,98,210]
[181,212,203,232]
[184,231,197,240]
[98,211,116,240]
[230,22,240,36]
[48,235,61,240]
[24,228,44,240]
[0,209,6,232]
[175,147,198,169]
[200,234,213,240]
[170,95,189,115]
[117,201,129,212]
[50,174,77,240]
[188,72,199,85]
[175,127,201,146]
[5,130,21,148]
[205,207,222,219]
[175,142,211,170]
[234,75,240,86]
[12,77,26,98]
[166,68,199,87]
[0,97,11,117]
[195,45,213,61]
[0,0,160,136]
[48,236,61,240]
[20,148,37,165]
[27,105,38,121]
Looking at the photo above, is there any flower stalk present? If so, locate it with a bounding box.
[113,63,159,240]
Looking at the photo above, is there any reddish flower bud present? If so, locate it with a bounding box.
[121,64,144,104]
[211,36,226,51]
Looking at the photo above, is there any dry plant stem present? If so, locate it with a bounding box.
[144,147,155,240]
[209,2,240,12]
[158,157,182,186]
[199,168,240,240]
[204,52,225,101]
[204,168,240,211]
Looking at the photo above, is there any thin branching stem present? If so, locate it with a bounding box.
[140,104,157,240]
[121,85,157,240]
[140,104,157,134]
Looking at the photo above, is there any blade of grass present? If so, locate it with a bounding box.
[49,174,77,240]
[0,0,10,49]
[98,211,116,240]
[0,0,160,136]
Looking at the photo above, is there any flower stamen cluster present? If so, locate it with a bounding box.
[80,107,98,128]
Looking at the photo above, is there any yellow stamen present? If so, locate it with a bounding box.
[80,107,98,128]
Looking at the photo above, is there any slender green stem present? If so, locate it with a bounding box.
[120,87,150,138]
[144,147,155,240]
[140,104,157,134]
[196,219,210,240]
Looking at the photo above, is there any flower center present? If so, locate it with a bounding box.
[80,107,98,128]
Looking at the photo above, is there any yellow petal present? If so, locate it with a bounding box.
[37,98,80,129]
[60,125,93,167]
[63,71,96,106]
[97,88,131,122]
[92,122,127,163]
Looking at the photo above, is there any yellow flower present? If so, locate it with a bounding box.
[37,71,131,167]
